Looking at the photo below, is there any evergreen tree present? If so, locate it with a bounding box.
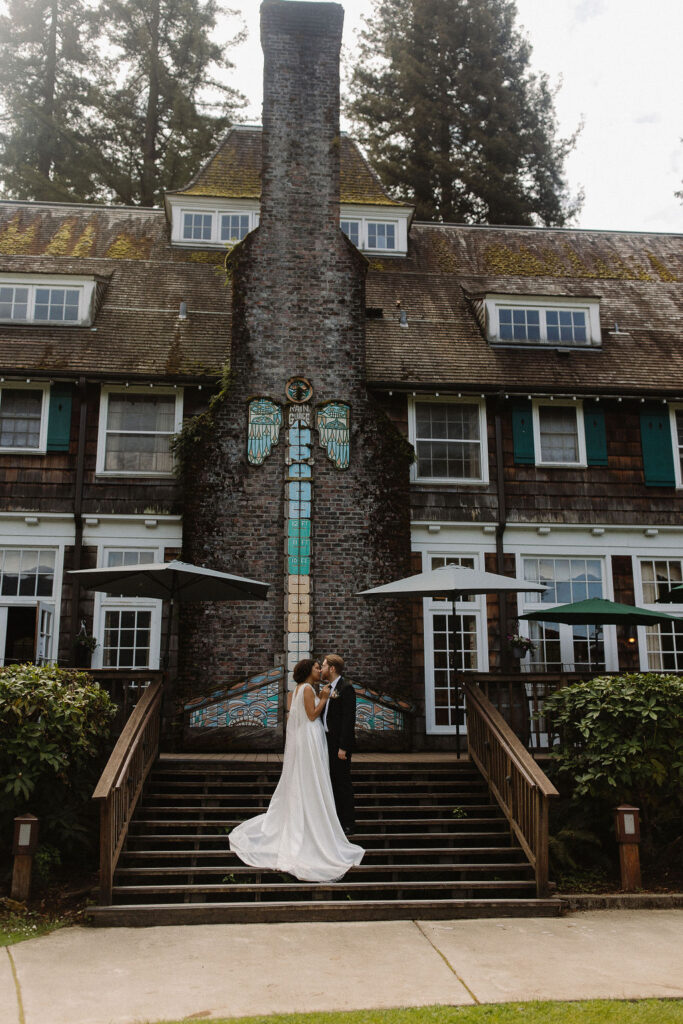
[93,0,246,206]
[0,0,104,201]
[345,0,581,226]
[0,0,246,205]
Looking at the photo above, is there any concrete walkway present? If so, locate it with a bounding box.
[2,910,682,1024]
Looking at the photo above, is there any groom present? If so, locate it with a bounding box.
[321,653,356,835]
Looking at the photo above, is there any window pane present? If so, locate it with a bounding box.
[538,406,579,462]
[0,389,43,448]
[498,307,540,342]
[0,547,54,597]
[415,402,481,479]
[104,394,176,474]
[523,557,605,673]
[340,220,360,245]
[103,609,152,669]
[220,214,250,242]
[0,286,29,320]
[183,213,213,240]
[367,223,395,249]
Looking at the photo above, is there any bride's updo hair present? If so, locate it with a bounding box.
[292,658,316,684]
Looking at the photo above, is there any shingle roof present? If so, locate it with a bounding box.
[168,126,404,207]
[0,201,228,380]
[1,199,681,395]
[364,223,683,395]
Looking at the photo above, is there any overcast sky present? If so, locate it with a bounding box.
[224,0,683,234]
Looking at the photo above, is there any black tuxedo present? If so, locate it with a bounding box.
[324,676,356,831]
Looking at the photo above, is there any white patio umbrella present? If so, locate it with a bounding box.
[69,559,269,672]
[359,564,545,754]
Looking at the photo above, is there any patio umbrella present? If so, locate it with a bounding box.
[69,559,269,671]
[519,597,682,627]
[359,564,545,755]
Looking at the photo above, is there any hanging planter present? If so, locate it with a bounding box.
[506,629,535,659]
[75,622,98,668]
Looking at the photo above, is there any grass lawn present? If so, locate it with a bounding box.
[154,1001,683,1024]
[0,908,72,946]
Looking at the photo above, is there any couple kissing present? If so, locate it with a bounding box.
[229,653,363,882]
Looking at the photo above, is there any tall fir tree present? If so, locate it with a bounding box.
[0,0,246,205]
[92,0,246,206]
[0,0,105,200]
[345,0,581,226]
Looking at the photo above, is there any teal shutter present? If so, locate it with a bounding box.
[46,384,73,452]
[511,400,535,464]
[584,401,608,466]
[639,404,675,487]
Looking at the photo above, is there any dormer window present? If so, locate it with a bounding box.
[339,204,410,256]
[485,294,601,348]
[0,275,97,326]
[340,216,399,253]
[168,196,260,248]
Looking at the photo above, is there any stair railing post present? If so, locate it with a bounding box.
[99,794,114,905]
[535,789,550,897]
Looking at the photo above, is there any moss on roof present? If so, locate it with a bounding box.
[172,127,404,207]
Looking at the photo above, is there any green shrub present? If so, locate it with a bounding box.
[543,673,683,860]
[0,664,115,862]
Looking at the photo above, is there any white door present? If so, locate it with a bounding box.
[35,602,55,664]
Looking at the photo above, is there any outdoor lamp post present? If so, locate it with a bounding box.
[11,813,39,902]
[614,804,642,891]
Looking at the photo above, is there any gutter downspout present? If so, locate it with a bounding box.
[69,376,88,664]
[494,398,510,671]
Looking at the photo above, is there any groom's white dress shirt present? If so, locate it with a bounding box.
[323,677,339,731]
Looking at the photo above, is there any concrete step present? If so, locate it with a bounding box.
[88,897,564,926]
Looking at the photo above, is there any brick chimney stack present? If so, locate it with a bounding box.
[260,2,343,244]
[180,0,413,727]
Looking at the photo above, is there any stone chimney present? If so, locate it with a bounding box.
[260,2,343,243]
[179,0,412,736]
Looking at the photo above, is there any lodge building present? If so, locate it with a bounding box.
[0,0,681,754]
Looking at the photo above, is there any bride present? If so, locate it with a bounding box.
[229,658,364,882]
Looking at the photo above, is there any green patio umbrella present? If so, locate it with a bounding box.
[519,597,682,626]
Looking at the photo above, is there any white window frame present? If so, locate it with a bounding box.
[0,383,50,454]
[339,203,410,256]
[532,400,587,468]
[422,551,488,735]
[0,544,60,666]
[168,196,260,248]
[408,396,489,485]
[485,294,601,348]
[96,386,183,478]
[91,546,163,670]
[670,405,683,489]
[0,273,97,327]
[633,554,683,672]
[516,553,617,673]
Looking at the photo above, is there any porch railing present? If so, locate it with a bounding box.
[92,677,163,904]
[89,670,164,738]
[464,681,559,897]
[472,672,587,752]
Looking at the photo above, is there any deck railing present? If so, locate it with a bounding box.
[464,681,559,897]
[92,678,163,904]
[89,670,164,737]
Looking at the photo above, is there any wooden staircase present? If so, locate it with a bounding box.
[88,754,564,925]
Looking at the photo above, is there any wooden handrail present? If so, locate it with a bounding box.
[464,682,558,897]
[93,678,162,905]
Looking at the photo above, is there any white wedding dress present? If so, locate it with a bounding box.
[229,683,364,882]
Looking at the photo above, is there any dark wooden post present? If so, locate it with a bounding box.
[11,814,39,902]
[615,804,642,891]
